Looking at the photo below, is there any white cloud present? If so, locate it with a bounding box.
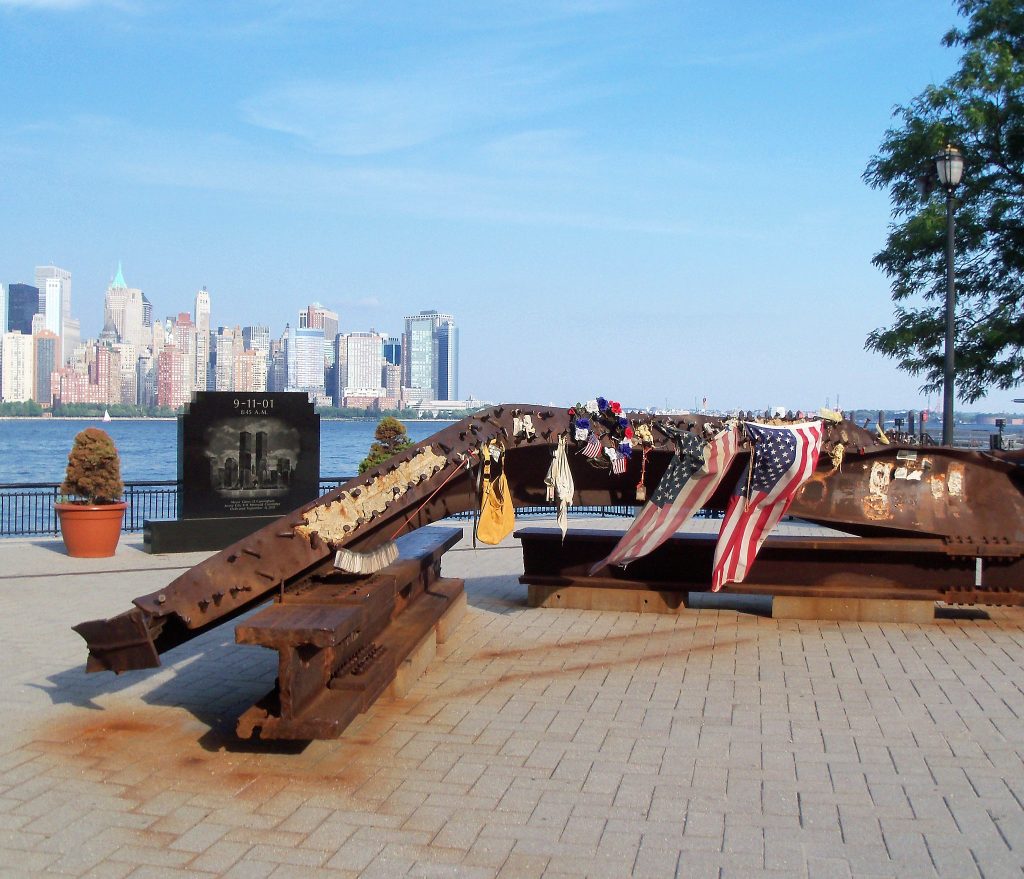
[241,79,461,156]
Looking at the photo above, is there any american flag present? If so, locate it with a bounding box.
[588,426,740,574]
[711,421,824,591]
[606,447,627,474]
[581,432,603,459]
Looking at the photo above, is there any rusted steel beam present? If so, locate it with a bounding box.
[234,526,464,740]
[75,406,1024,674]
[519,526,1024,605]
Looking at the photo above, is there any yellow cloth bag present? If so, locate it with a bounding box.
[476,442,515,545]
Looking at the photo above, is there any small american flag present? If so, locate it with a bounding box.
[711,421,824,591]
[606,447,627,474]
[581,432,603,459]
[589,426,740,574]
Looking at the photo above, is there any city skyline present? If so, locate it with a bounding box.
[1,261,465,411]
[2,1,1021,412]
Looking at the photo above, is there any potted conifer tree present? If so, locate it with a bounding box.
[55,427,127,558]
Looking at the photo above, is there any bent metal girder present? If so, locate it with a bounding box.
[75,405,1024,679]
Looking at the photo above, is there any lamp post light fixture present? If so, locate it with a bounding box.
[936,145,964,446]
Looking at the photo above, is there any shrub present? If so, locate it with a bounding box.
[61,428,124,504]
[358,416,413,474]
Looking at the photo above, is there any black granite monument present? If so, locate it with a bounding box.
[144,392,320,553]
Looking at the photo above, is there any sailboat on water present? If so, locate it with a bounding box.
[102,410,111,423]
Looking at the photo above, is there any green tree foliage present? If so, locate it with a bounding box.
[864,0,1024,402]
[0,401,44,416]
[358,416,413,474]
[61,428,124,504]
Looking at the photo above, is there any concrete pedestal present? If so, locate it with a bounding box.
[772,596,936,624]
[528,583,688,614]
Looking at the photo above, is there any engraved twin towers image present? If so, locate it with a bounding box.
[205,418,300,496]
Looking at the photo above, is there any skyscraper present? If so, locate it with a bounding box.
[285,324,326,398]
[171,312,197,391]
[242,325,270,392]
[194,287,211,392]
[1,331,34,402]
[156,345,190,410]
[268,335,287,392]
[213,326,243,391]
[300,302,339,391]
[5,283,39,335]
[436,317,459,401]
[103,263,146,347]
[341,332,386,395]
[402,310,458,401]
[300,303,339,341]
[35,266,71,359]
[33,329,59,405]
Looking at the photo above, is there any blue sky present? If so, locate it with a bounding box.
[3,0,1013,412]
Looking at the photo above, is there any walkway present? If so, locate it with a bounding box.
[1,520,1023,877]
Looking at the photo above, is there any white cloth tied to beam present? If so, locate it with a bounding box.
[544,434,575,539]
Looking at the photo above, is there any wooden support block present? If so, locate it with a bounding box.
[527,584,688,615]
[772,596,936,624]
[435,589,467,644]
[388,630,436,699]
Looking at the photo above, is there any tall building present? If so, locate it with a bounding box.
[32,329,59,405]
[285,324,325,398]
[436,318,459,401]
[234,348,266,392]
[300,303,339,341]
[242,324,270,355]
[213,326,244,391]
[5,283,39,335]
[402,310,458,401]
[268,335,287,392]
[103,264,146,347]
[242,325,271,393]
[92,346,121,405]
[112,343,138,405]
[156,345,190,410]
[301,302,338,387]
[384,336,401,367]
[194,287,211,392]
[384,363,401,396]
[35,266,72,359]
[137,350,156,408]
[341,332,386,395]
[171,312,197,390]
[1,331,34,402]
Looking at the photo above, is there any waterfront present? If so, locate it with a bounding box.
[0,418,455,484]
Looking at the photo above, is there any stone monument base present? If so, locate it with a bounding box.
[143,516,280,554]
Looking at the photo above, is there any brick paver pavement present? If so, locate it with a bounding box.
[1,520,1024,877]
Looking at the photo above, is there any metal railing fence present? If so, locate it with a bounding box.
[0,477,638,538]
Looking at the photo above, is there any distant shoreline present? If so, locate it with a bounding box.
[0,416,458,423]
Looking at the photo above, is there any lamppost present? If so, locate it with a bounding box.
[935,145,964,445]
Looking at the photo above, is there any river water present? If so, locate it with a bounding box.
[0,419,455,485]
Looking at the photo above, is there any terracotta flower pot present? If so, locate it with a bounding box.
[55,502,128,558]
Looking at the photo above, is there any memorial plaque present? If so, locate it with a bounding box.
[178,392,320,520]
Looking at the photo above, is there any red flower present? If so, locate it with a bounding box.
[625,425,634,439]
[610,401,622,414]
